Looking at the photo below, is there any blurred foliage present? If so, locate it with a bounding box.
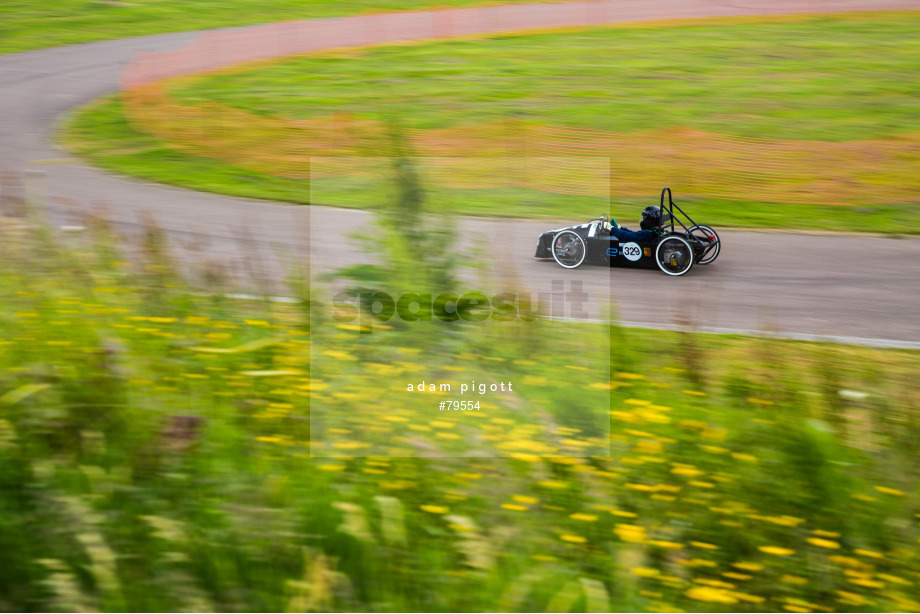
[328,124,459,309]
[1,186,920,611]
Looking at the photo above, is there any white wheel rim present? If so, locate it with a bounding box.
[655,235,694,276]
[689,225,720,265]
[552,231,587,269]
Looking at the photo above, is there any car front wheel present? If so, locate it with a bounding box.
[552,230,587,269]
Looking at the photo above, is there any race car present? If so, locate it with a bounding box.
[534,188,720,276]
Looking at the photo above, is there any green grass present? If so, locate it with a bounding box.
[62,14,920,232]
[169,14,920,142]
[2,212,920,612]
[0,0,538,55]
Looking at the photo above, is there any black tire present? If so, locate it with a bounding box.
[655,235,694,276]
[551,230,587,269]
[688,225,720,265]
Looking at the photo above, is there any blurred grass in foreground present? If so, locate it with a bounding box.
[2,197,920,611]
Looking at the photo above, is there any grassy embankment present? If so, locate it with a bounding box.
[62,13,920,232]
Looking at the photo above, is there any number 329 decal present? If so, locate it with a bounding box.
[607,243,643,261]
[621,242,642,262]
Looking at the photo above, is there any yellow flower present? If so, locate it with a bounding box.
[733,562,764,572]
[501,504,528,511]
[836,591,868,606]
[614,524,647,543]
[874,485,904,496]
[420,505,449,514]
[570,513,598,522]
[560,534,587,544]
[848,578,884,588]
[691,541,719,550]
[648,540,683,549]
[812,529,840,538]
[672,467,703,477]
[512,495,538,504]
[631,568,660,577]
[625,483,657,492]
[680,559,716,568]
[759,546,795,556]
[877,573,910,585]
[723,572,751,581]
[685,587,737,604]
[807,537,840,549]
[731,452,758,462]
[731,592,765,604]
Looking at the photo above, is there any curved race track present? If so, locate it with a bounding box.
[0,0,918,346]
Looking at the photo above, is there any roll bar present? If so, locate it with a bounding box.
[658,187,702,235]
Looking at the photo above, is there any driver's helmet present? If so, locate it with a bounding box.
[640,205,672,231]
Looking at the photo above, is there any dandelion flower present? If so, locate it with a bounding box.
[420,505,449,514]
[512,495,538,504]
[759,546,795,556]
[560,534,587,544]
[614,524,647,543]
[731,452,758,462]
[807,537,840,550]
[733,562,764,572]
[812,530,840,538]
[782,575,807,584]
[684,587,737,604]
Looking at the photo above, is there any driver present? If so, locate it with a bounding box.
[604,205,670,242]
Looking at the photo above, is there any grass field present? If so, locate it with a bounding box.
[0,0,537,55]
[167,14,920,142]
[2,205,920,611]
[62,13,920,232]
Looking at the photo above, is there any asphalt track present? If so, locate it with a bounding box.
[1,0,918,346]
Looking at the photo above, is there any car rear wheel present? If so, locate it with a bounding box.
[656,235,694,276]
[688,225,720,265]
[552,230,587,269]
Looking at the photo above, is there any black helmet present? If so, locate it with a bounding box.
[640,205,671,230]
